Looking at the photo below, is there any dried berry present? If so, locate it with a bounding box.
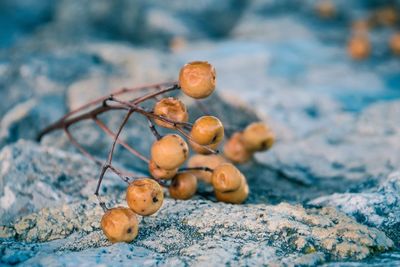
[126,178,164,216]
[148,160,177,180]
[151,134,189,170]
[101,207,139,243]
[212,163,244,192]
[187,154,227,183]
[179,61,216,99]
[215,176,249,204]
[153,97,188,129]
[347,35,370,60]
[190,116,224,154]
[390,33,400,55]
[169,172,198,200]
[223,132,252,163]
[242,122,275,152]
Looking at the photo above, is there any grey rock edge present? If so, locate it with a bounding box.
[0,196,394,266]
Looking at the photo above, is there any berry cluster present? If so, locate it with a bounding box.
[314,1,400,60]
[39,61,275,243]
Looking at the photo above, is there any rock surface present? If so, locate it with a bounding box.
[0,197,394,266]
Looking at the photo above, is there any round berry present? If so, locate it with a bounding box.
[169,172,198,200]
[148,160,177,180]
[223,132,252,164]
[126,178,164,216]
[390,33,400,55]
[242,122,275,152]
[211,163,243,192]
[190,116,224,146]
[315,0,335,19]
[215,177,249,204]
[101,207,139,243]
[347,36,370,60]
[151,134,189,170]
[153,97,188,129]
[179,61,216,99]
[187,154,227,183]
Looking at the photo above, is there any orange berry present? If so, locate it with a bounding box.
[223,132,252,163]
[211,163,243,192]
[390,33,400,55]
[151,134,189,170]
[148,160,177,180]
[375,7,398,26]
[190,116,224,154]
[242,122,275,152]
[215,177,249,204]
[169,172,198,200]
[351,20,370,34]
[315,0,335,19]
[153,97,188,129]
[179,61,216,99]
[101,207,139,243]
[187,154,227,183]
[347,35,371,60]
[126,178,164,216]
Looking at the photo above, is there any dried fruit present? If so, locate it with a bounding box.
[179,61,216,99]
[187,154,227,183]
[242,122,275,152]
[212,163,244,192]
[190,116,224,154]
[223,132,252,163]
[148,160,177,180]
[347,35,371,60]
[215,176,249,204]
[169,172,198,200]
[151,134,189,170]
[390,32,400,55]
[126,178,164,216]
[153,97,188,129]
[101,207,139,243]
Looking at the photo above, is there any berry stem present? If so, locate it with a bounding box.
[147,119,162,140]
[92,117,150,163]
[178,166,214,173]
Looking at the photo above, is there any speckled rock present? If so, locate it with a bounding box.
[0,198,394,266]
[310,171,400,246]
[0,140,124,225]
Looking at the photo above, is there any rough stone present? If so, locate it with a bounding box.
[310,171,400,246]
[0,198,394,266]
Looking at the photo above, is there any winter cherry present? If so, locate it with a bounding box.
[100,207,139,243]
[347,35,370,60]
[169,172,198,200]
[390,33,400,55]
[126,178,164,216]
[179,61,216,99]
[190,116,224,154]
[151,134,189,170]
[215,176,249,204]
[148,160,177,180]
[187,154,227,183]
[242,122,275,152]
[223,132,252,164]
[211,163,244,192]
[153,97,188,129]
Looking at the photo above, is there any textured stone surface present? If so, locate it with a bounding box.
[0,197,394,266]
[310,171,400,246]
[0,140,124,225]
